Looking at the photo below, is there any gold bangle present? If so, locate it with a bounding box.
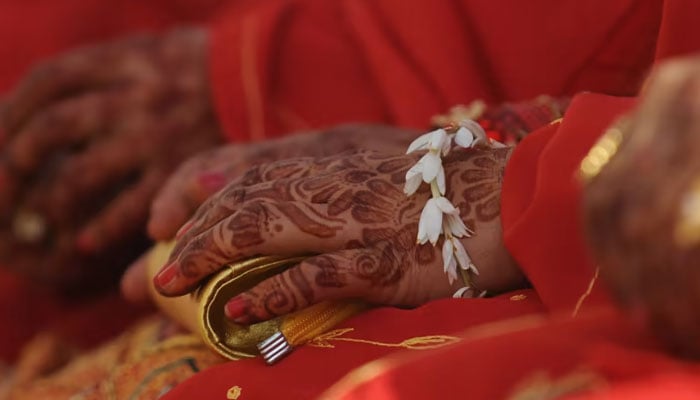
[579,118,629,183]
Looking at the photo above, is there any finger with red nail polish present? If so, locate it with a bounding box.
[154,262,180,293]
[224,295,251,324]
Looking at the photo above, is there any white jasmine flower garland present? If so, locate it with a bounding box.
[404,119,500,297]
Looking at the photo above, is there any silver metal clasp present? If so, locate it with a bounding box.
[257,331,293,365]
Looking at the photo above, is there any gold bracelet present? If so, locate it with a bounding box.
[579,118,629,183]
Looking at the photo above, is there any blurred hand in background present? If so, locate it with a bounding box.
[0,28,224,292]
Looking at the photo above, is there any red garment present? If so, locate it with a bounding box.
[209,0,663,141]
[324,306,700,400]
[0,0,232,93]
[501,94,635,313]
[164,290,545,399]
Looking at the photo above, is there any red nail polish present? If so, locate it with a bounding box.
[154,262,179,291]
[224,295,249,321]
[197,172,226,192]
[175,221,194,240]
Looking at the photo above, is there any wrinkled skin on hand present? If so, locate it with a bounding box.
[0,28,223,291]
[153,147,524,323]
[583,56,700,357]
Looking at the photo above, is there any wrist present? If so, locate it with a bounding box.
[443,147,525,294]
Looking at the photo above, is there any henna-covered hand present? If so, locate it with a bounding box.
[124,125,417,302]
[147,125,420,241]
[0,28,222,289]
[153,148,525,323]
[583,56,700,357]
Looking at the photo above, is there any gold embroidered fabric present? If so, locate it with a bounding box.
[146,243,364,360]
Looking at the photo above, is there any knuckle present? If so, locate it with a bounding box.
[304,255,347,289]
[178,235,215,278]
[222,186,247,205]
[229,200,268,249]
[239,165,263,186]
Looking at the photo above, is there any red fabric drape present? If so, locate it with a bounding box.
[164,290,545,399]
[324,306,700,400]
[0,0,232,93]
[209,0,663,141]
[501,94,635,313]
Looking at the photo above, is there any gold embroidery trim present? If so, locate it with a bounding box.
[308,328,460,350]
[227,385,243,399]
[319,314,550,399]
[572,267,600,318]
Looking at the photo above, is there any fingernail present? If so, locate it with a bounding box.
[224,295,249,321]
[154,262,180,291]
[175,221,194,240]
[197,172,227,192]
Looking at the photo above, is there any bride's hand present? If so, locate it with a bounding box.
[124,125,420,302]
[153,148,523,323]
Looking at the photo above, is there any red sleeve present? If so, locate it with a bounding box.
[208,0,663,143]
[501,94,636,313]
